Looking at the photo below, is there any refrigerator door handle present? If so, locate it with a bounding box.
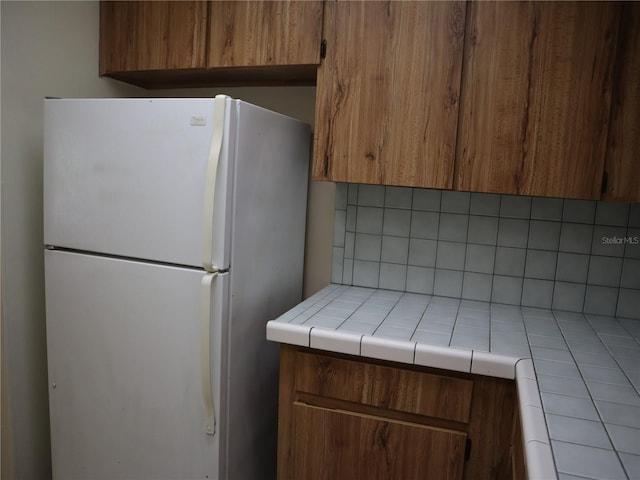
[200,272,218,435]
[202,95,227,272]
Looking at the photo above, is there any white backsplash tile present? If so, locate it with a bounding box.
[378,263,407,291]
[405,266,434,295]
[563,199,597,224]
[629,205,640,228]
[525,250,558,280]
[556,253,590,283]
[495,246,526,277]
[435,241,466,270]
[433,269,463,298]
[357,184,384,207]
[438,213,469,242]
[588,256,623,287]
[408,238,437,267]
[500,194,532,219]
[531,197,564,221]
[497,218,529,248]
[522,279,554,309]
[382,208,411,236]
[352,260,379,288]
[412,188,441,211]
[559,223,593,254]
[410,211,439,239]
[356,206,383,234]
[333,210,346,247]
[332,184,640,319]
[595,202,630,227]
[354,233,381,262]
[470,192,501,216]
[467,215,499,245]
[441,190,471,214]
[528,220,561,251]
[492,275,523,305]
[381,235,409,264]
[621,259,640,289]
[384,186,412,209]
[583,286,618,317]
[462,272,493,302]
[464,244,496,274]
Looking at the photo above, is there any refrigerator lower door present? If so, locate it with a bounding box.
[44,249,228,479]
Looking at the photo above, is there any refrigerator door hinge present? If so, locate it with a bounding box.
[601,171,608,194]
[320,39,327,59]
[464,438,472,462]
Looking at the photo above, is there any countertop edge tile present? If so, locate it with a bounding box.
[470,350,519,379]
[516,358,536,380]
[266,321,310,347]
[414,342,472,373]
[360,335,416,364]
[518,377,543,409]
[309,328,362,356]
[521,404,552,444]
[526,440,558,480]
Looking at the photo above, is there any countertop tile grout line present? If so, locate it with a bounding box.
[552,310,630,480]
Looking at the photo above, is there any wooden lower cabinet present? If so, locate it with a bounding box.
[277,346,522,480]
[288,405,467,480]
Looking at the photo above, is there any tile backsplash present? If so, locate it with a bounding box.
[331,184,640,320]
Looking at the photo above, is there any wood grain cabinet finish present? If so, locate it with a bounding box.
[100,1,207,74]
[603,2,640,202]
[455,1,620,199]
[312,1,467,188]
[278,346,519,480]
[287,405,467,480]
[99,0,323,87]
[207,1,323,68]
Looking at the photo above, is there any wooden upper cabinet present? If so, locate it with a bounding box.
[100,1,207,74]
[207,1,323,68]
[455,2,620,199]
[603,2,640,203]
[99,1,322,87]
[313,1,467,188]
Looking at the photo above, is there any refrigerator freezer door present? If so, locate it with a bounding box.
[44,98,233,270]
[44,249,228,479]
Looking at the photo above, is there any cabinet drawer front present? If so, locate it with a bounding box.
[294,351,473,423]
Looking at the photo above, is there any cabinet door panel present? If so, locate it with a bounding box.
[285,404,466,480]
[295,350,473,423]
[313,1,466,188]
[99,1,207,74]
[603,2,640,202]
[207,1,323,68]
[455,2,619,199]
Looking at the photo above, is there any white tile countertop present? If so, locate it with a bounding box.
[266,284,640,480]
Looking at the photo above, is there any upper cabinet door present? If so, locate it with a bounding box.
[99,1,207,74]
[313,1,466,188]
[603,2,640,203]
[207,1,323,68]
[455,2,620,199]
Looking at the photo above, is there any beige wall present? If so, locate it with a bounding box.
[0,2,332,478]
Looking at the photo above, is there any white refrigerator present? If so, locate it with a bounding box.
[43,96,310,480]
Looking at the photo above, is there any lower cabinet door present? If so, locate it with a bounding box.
[285,403,467,480]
